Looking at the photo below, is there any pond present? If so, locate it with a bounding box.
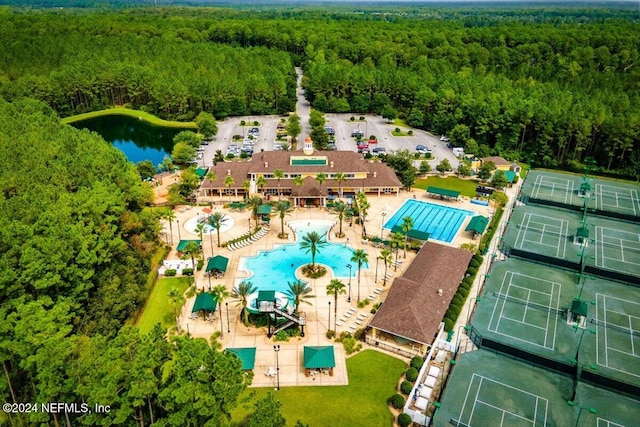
[70,114,191,166]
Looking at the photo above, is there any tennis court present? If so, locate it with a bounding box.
[529,173,575,205]
[513,212,569,259]
[452,374,548,427]
[594,226,640,272]
[487,271,561,350]
[594,184,640,216]
[597,419,625,427]
[594,294,640,379]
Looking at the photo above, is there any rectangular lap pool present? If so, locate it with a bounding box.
[384,199,473,243]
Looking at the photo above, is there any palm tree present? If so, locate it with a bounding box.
[162,208,176,246]
[256,175,267,195]
[274,200,292,239]
[181,241,201,277]
[356,192,370,238]
[287,280,314,314]
[231,280,257,326]
[335,172,346,200]
[333,201,347,238]
[316,172,327,198]
[195,221,206,258]
[401,216,414,258]
[168,287,185,320]
[273,168,284,200]
[211,284,230,338]
[206,171,217,182]
[350,249,369,303]
[390,232,404,271]
[326,279,346,330]
[207,212,228,248]
[293,175,304,189]
[299,231,328,270]
[224,175,235,203]
[247,195,263,223]
[242,179,251,199]
[379,249,393,286]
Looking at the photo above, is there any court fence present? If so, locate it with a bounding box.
[502,245,640,285]
[526,196,640,223]
[463,325,640,399]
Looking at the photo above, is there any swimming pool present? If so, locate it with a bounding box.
[238,220,365,295]
[384,199,473,243]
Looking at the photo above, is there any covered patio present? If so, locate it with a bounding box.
[303,346,336,377]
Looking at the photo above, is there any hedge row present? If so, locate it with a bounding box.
[443,253,483,331]
[479,206,504,254]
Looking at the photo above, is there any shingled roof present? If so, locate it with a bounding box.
[369,242,473,345]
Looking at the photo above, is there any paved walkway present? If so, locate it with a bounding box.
[159,186,497,387]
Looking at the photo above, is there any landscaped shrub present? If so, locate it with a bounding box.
[405,367,419,382]
[400,380,413,395]
[388,394,405,409]
[407,130,413,136]
[411,356,424,370]
[398,413,412,427]
[472,254,483,264]
[444,317,455,331]
[395,127,401,133]
[196,259,204,270]
[357,298,370,308]
[274,330,289,342]
[342,336,362,355]
[326,330,336,339]
[240,120,246,126]
[479,207,504,254]
[359,116,365,121]
[164,269,177,277]
[462,277,473,287]
[181,268,194,276]
[466,266,478,276]
[353,327,365,341]
[458,287,470,298]
[350,116,355,121]
[469,259,481,269]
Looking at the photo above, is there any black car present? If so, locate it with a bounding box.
[372,147,386,154]
[351,129,364,137]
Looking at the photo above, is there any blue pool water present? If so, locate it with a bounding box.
[384,199,473,243]
[239,220,366,295]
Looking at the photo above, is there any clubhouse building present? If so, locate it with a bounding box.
[199,137,402,206]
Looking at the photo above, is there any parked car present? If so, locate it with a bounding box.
[359,147,370,154]
[249,127,259,135]
[440,135,450,142]
[351,129,364,138]
[357,142,369,150]
[324,126,335,135]
[416,144,431,155]
[372,147,386,154]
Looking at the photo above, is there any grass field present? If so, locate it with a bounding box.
[61,107,198,129]
[230,350,407,426]
[136,277,190,334]
[413,176,479,197]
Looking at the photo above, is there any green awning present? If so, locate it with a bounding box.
[257,205,272,214]
[504,171,516,183]
[303,346,336,369]
[389,226,430,241]
[176,239,201,252]
[192,292,217,313]
[576,227,590,238]
[466,216,490,234]
[257,290,276,303]
[206,255,229,273]
[571,299,588,317]
[194,167,208,178]
[226,347,256,370]
[426,186,460,198]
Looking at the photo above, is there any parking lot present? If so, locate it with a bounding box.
[198,112,460,169]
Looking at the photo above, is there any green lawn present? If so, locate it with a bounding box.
[61,107,197,129]
[413,176,480,198]
[136,277,190,334]
[230,350,407,426]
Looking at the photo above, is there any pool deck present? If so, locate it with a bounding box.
[161,186,498,387]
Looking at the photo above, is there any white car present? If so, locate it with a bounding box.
[440,135,450,142]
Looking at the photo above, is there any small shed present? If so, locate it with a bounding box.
[575,227,589,246]
[568,299,588,328]
[303,346,336,376]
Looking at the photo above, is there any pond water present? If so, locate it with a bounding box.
[70,114,190,166]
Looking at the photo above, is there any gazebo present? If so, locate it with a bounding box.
[303,346,336,376]
[191,292,217,318]
[226,347,257,370]
[465,216,489,239]
[206,255,229,277]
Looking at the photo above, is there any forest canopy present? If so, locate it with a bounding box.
[0,7,638,175]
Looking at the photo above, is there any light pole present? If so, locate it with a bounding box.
[567,401,596,427]
[226,302,230,333]
[375,256,379,283]
[328,301,331,333]
[219,304,224,339]
[346,264,352,303]
[380,212,387,239]
[466,297,482,325]
[176,219,181,241]
[273,345,280,390]
[207,270,212,291]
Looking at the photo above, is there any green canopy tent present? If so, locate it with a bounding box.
[226,347,256,370]
[176,239,202,252]
[194,167,208,178]
[390,225,430,241]
[206,255,229,276]
[465,216,489,239]
[504,170,517,184]
[191,292,217,317]
[303,346,336,376]
[426,186,460,200]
